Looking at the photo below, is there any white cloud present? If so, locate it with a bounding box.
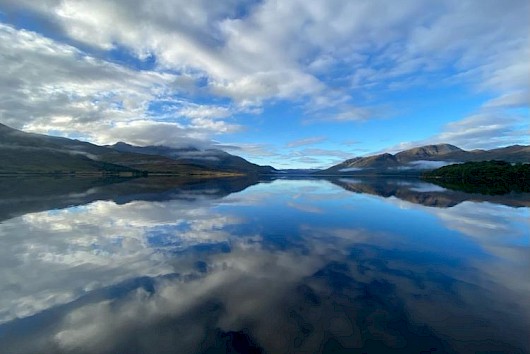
[0,195,242,324]
[0,0,528,156]
[286,136,326,148]
[0,23,244,147]
[93,120,223,147]
[338,167,365,173]
[0,179,528,352]
[483,91,530,109]
[434,113,528,149]
[4,0,527,107]
[400,160,458,170]
[386,110,529,153]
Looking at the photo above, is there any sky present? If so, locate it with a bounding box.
[0,0,528,169]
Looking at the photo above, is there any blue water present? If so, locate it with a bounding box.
[0,177,528,353]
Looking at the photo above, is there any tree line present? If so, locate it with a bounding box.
[423,161,530,194]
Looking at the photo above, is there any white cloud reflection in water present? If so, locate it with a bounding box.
[0,179,528,354]
[0,198,242,324]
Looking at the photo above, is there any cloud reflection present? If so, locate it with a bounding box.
[0,196,241,325]
[0,179,528,353]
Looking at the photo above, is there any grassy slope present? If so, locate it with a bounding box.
[0,123,240,176]
[0,148,137,174]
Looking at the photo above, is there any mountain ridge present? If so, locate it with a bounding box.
[320,143,530,175]
[109,141,276,175]
[0,123,272,176]
[2,123,528,176]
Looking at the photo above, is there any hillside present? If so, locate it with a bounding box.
[394,144,463,161]
[0,123,267,176]
[320,144,530,175]
[110,142,276,175]
[0,147,138,175]
[422,161,530,194]
[0,124,137,175]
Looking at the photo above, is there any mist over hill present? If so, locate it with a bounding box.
[2,123,528,177]
[0,123,273,176]
[320,144,530,176]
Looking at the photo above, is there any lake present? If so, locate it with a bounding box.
[0,177,528,354]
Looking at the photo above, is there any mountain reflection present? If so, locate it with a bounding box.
[0,176,260,223]
[330,177,530,208]
[0,178,528,353]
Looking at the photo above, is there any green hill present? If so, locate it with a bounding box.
[422,160,530,194]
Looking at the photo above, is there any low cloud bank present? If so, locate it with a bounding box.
[398,160,458,170]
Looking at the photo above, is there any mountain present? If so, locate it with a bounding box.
[394,144,463,162]
[467,145,530,161]
[320,143,530,175]
[0,123,267,176]
[275,169,322,175]
[110,142,276,175]
[0,123,138,174]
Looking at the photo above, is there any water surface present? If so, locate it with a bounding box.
[0,177,528,353]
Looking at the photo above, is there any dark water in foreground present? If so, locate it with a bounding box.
[0,177,528,354]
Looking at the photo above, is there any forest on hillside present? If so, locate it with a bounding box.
[423,161,530,194]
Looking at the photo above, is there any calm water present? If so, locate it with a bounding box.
[0,177,528,354]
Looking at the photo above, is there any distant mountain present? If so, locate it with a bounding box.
[110,142,276,175]
[320,143,530,175]
[276,169,322,175]
[394,144,463,162]
[0,123,270,176]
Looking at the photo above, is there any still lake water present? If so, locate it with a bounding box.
[0,177,528,354]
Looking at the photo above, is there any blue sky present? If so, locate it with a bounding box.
[0,0,528,168]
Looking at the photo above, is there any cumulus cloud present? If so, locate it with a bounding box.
[93,120,205,147]
[0,24,167,128]
[0,0,528,159]
[3,1,527,101]
[0,23,243,147]
[434,113,528,149]
[387,110,528,153]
